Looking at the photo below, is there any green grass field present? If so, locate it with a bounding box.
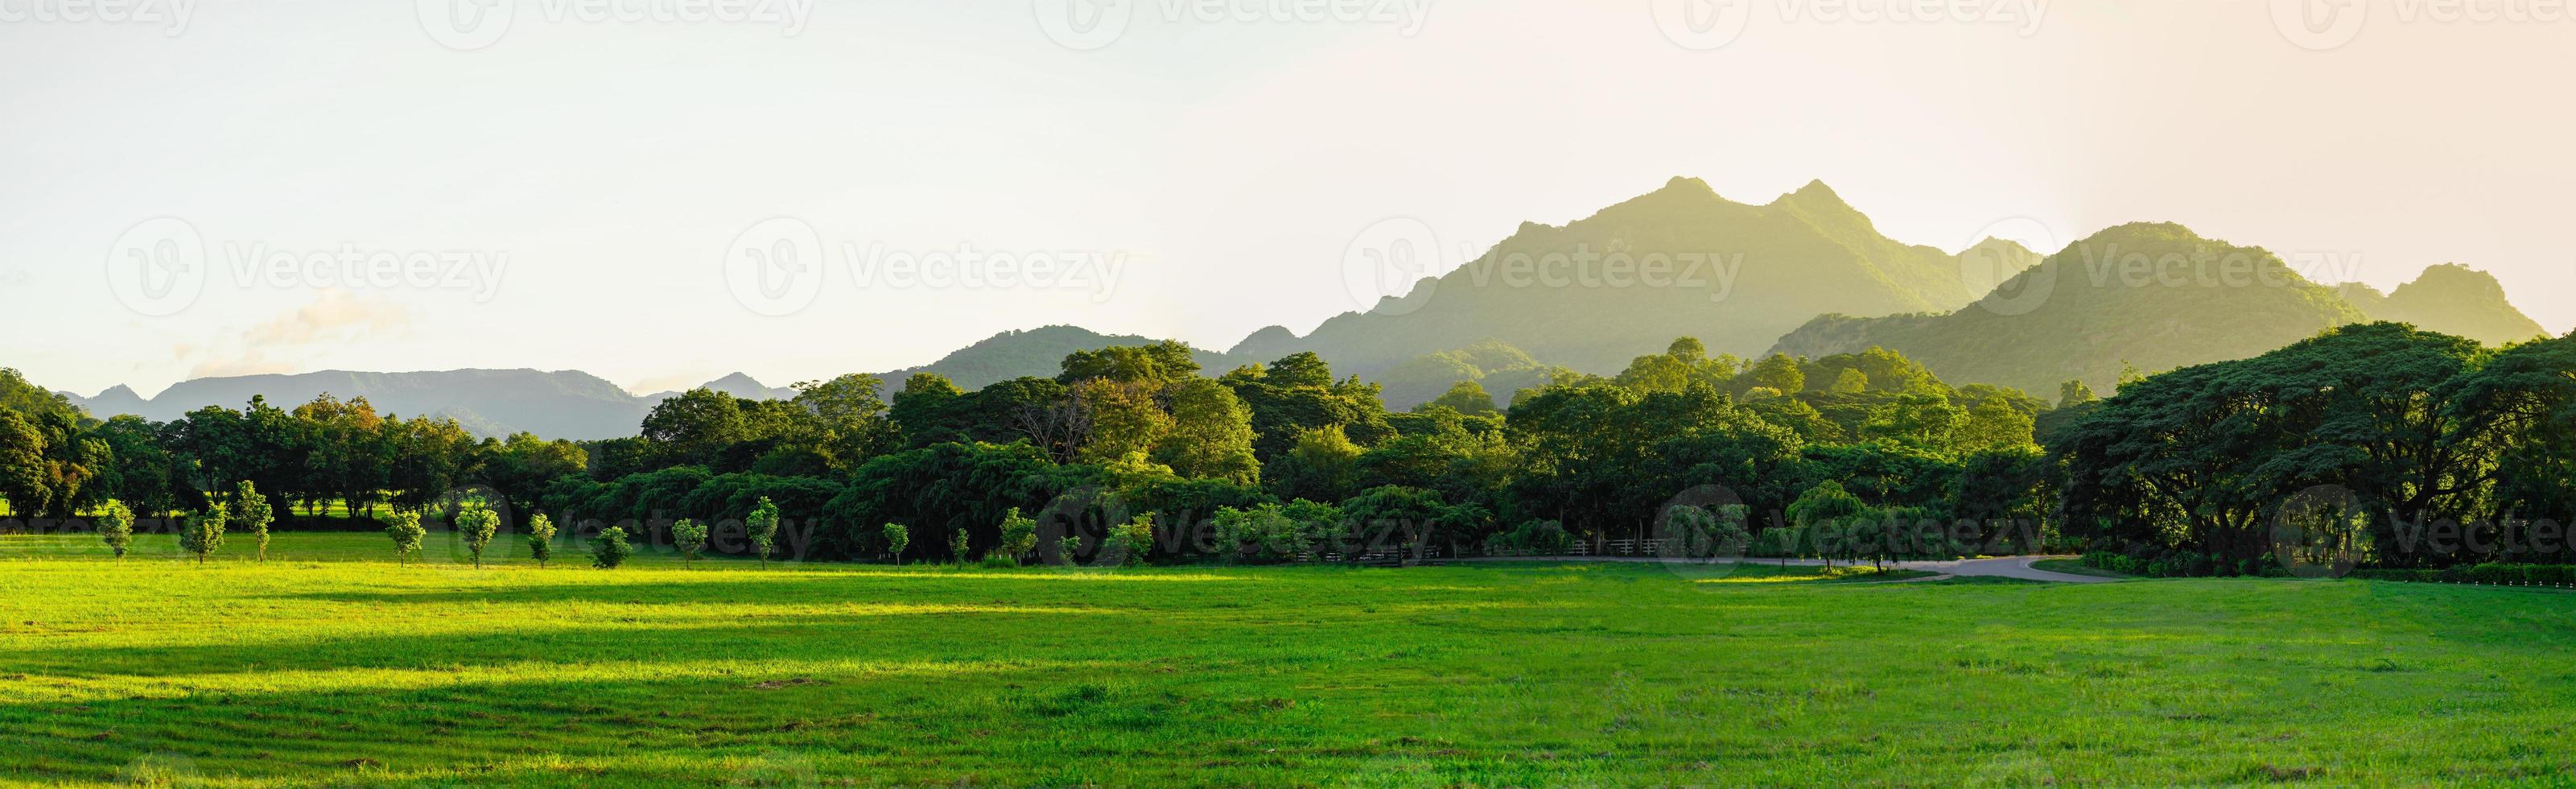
[4,533,2573,786]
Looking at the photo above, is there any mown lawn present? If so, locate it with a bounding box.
[2,533,2572,786]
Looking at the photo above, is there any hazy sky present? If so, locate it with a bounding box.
[5,0,2570,398]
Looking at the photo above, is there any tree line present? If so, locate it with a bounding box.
[6,321,2570,573]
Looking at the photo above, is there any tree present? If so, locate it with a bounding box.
[1667,337,1708,363]
[1110,514,1155,567]
[1058,534,1082,566]
[386,510,425,566]
[455,500,501,568]
[1828,369,1869,394]
[950,527,971,564]
[997,506,1038,564]
[641,388,750,469]
[1785,481,1868,568]
[233,481,275,561]
[1152,378,1260,484]
[747,496,781,568]
[1421,381,1500,415]
[1073,378,1172,464]
[180,502,228,565]
[2058,379,2098,408]
[882,523,911,565]
[98,501,134,558]
[526,513,558,568]
[592,525,633,568]
[673,518,709,565]
[1740,353,1806,395]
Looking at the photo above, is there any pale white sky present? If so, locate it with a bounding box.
[4,0,2570,398]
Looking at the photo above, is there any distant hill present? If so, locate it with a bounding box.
[870,325,1247,392]
[1768,223,2372,396]
[1370,340,1568,411]
[1231,177,2040,378]
[64,370,811,441]
[2343,263,2549,347]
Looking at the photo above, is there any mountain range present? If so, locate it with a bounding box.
[50,178,2553,436]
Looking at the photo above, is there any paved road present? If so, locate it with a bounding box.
[1456,555,2119,584]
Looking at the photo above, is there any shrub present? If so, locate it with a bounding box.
[97,502,134,558]
[593,526,633,569]
[1213,504,1304,564]
[526,514,558,568]
[179,503,228,565]
[883,523,910,565]
[1058,535,1082,566]
[455,501,501,568]
[997,507,1038,564]
[747,497,781,568]
[1110,514,1155,567]
[386,510,426,566]
[233,481,274,562]
[950,528,971,564]
[980,554,1020,569]
[673,518,709,566]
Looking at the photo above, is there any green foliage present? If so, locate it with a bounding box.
[673,518,709,565]
[996,506,1038,563]
[1211,502,1307,564]
[1058,534,1082,566]
[97,501,134,558]
[882,523,911,565]
[746,496,781,567]
[455,500,501,568]
[591,526,633,569]
[179,502,227,564]
[385,510,425,565]
[232,481,275,561]
[950,527,971,564]
[526,514,558,567]
[1109,514,1155,567]
[1420,380,1501,416]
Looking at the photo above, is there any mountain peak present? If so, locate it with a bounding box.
[1779,179,1848,208]
[1656,176,1716,196]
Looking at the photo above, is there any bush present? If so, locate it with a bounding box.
[1110,514,1155,567]
[950,528,971,564]
[385,511,426,565]
[526,514,558,568]
[980,554,1020,569]
[883,523,910,565]
[1213,503,1306,564]
[747,497,781,567]
[998,507,1038,564]
[1058,535,1082,566]
[233,481,274,562]
[673,518,709,565]
[455,501,501,568]
[592,526,634,569]
[179,503,228,565]
[97,502,134,558]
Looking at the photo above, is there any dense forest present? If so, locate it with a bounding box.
[5,320,2572,574]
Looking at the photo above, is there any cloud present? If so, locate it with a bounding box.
[245,291,414,345]
[179,292,415,379]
